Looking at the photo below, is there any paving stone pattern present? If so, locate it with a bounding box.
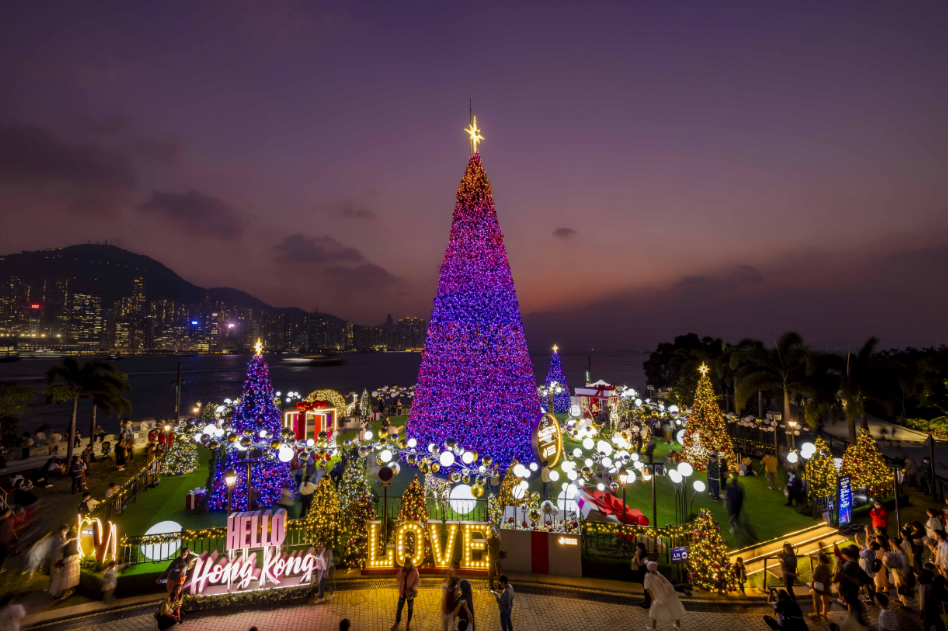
[48,581,925,631]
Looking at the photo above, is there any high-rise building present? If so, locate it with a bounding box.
[397,317,426,351]
[69,291,103,345]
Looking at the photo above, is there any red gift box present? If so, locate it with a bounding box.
[186,491,205,510]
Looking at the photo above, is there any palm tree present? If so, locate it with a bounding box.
[731,332,814,428]
[46,358,132,464]
[835,337,897,443]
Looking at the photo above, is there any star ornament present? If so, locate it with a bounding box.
[698,363,709,376]
[464,116,484,153]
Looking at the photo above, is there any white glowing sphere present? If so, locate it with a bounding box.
[669,469,683,484]
[142,521,182,561]
[630,453,640,462]
[567,470,578,481]
[615,450,630,461]
[801,442,816,457]
[306,438,315,447]
[787,452,799,463]
[202,424,217,435]
[380,449,393,463]
[669,405,679,413]
[259,430,268,438]
[676,430,686,444]
[627,471,637,483]
[601,457,613,468]
[677,462,694,477]
[278,446,295,463]
[439,451,456,468]
[597,483,605,491]
[582,437,595,450]
[560,461,575,472]
[693,480,706,493]
[549,470,560,482]
[584,458,593,467]
[449,484,475,515]
[407,438,417,448]
[364,430,374,440]
[597,440,613,456]
[462,451,475,465]
[572,448,583,458]
[635,399,642,406]
[513,463,528,478]
[529,462,539,472]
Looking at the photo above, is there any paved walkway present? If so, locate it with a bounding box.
[26,579,926,631]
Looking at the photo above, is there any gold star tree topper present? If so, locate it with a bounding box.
[254,339,263,356]
[553,345,559,353]
[698,363,709,375]
[464,116,484,154]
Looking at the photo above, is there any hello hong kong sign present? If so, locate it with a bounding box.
[187,509,318,596]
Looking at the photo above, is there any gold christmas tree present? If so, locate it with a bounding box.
[338,454,377,568]
[305,475,343,550]
[395,477,429,561]
[840,428,891,497]
[806,437,838,499]
[681,365,737,472]
[688,509,738,592]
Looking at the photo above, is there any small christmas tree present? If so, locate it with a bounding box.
[498,462,519,507]
[681,365,737,472]
[688,509,738,592]
[306,476,343,551]
[162,431,198,475]
[396,477,429,559]
[359,389,372,420]
[806,437,838,499]
[542,346,570,413]
[841,428,891,497]
[338,453,378,568]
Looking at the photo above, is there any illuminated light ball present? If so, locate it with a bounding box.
[141,521,182,561]
[566,470,578,481]
[676,430,686,444]
[668,469,683,484]
[428,443,438,454]
[380,449,393,463]
[439,451,456,468]
[584,458,594,468]
[634,399,642,407]
[800,442,816,458]
[207,439,220,451]
[306,438,315,447]
[398,439,409,450]
[528,508,542,523]
[239,436,252,448]
[462,451,476,465]
[297,450,310,463]
[549,470,560,482]
[529,462,538,472]
[343,439,353,449]
[202,424,217,435]
[511,481,527,500]
[278,446,295,463]
[596,440,614,456]
[364,431,374,440]
[582,437,595,450]
[407,438,418,449]
[787,452,799,464]
[609,482,619,493]
[572,448,583,458]
[627,471,637,483]
[677,463,694,477]
[597,481,606,492]
[630,453,640,462]
[358,446,370,458]
[406,453,418,467]
[482,455,493,468]
[391,462,401,476]
[269,438,283,450]
[448,484,475,514]
[227,432,239,443]
[513,464,528,478]
[431,463,441,474]
[693,480,706,493]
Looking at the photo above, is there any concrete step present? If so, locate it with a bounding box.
[729,522,845,578]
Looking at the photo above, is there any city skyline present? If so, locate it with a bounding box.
[1,2,947,349]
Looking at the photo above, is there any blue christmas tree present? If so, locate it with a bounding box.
[543,346,571,413]
[207,345,294,510]
[407,147,540,466]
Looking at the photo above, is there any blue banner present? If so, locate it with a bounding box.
[671,546,689,564]
[837,475,852,525]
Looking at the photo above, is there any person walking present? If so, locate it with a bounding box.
[48,429,61,455]
[643,561,685,630]
[493,575,514,631]
[458,577,475,631]
[809,552,833,621]
[920,457,934,496]
[0,596,25,631]
[785,473,803,508]
[487,526,503,591]
[299,475,317,518]
[630,542,651,608]
[442,575,469,631]
[760,452,781,490]
[726,476,745,534]
[311,543,335,603]
[777,542,799,601]
[540,461,551,499]
[69,456,84,494]
[390,557,420,630]
[706,454,721,501]
[50,526,80,601]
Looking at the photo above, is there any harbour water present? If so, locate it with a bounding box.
[0,351,648,434]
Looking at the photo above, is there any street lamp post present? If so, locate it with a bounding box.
[619,473,628,527]
[224,468,237,514]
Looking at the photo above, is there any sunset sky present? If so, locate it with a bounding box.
[2,1,946,349]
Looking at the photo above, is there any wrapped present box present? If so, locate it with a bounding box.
[186,490,205,510]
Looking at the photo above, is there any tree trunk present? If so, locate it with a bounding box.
[66,396,78,464]
[724,389,731,413]
[90,403,97,445]
[783,388,792,425]
[860,412,869,432]
[847,417,858,444]
[758,391,764,418]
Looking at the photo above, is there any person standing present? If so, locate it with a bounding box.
[298,476,318,518]
[643,561,685,630]
[870,501,889,534]
[458,577,475,631]
[390,557,419,630]
[760,452,781,490]
[778,542,798,602]
[540,461,551,499]
[493,575,514,631]
[706,454,721,502]
[630,542,651,608]
[487,526,503,591]
[920,457,934,495]
[442,575,468,631]
[123,420,135,462]
[311,543,335,603]
[50,526,80,601]
[785,473,803,508]
[69,456,84,494]
[809,552,833,621]
[49,429,61,455]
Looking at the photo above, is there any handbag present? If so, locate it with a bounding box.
[813,581,824,592]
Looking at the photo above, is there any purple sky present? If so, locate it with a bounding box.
[1,1,946,350]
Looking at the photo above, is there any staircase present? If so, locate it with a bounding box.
[728,522,847,589]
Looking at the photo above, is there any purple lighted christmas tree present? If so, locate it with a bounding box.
[207,344,294,511]
[407,147,540,466]
[543,346,571,413]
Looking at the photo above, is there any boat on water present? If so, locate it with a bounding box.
[282,354,344,367]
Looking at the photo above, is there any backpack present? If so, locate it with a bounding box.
[871,557,882,573]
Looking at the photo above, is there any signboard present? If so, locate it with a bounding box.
[366,520,491,570]
[532,413,563,467]
[671,546,689,564]
[188,509,318,596]
[836,476,852,526]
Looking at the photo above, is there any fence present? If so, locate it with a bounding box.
[89,455,164,522]
[581,519,694,567]
[372,495,489,525]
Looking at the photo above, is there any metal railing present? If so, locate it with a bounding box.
[581,519,694,567]
[373,496,489,526]
[89,455,164,522]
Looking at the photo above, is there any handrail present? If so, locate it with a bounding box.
[89,455,165,521]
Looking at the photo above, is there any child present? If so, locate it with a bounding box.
[101,561,124,602]
[643,561,685,630]
[733,557,747,595]
[875,593,897,631]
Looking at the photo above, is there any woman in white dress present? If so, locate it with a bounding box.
[643,561,685,629]
[49,527,80,601]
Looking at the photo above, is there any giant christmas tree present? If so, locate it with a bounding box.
[407,134,540,466]
[841,428,891,497]
[681,364,737,472]
[206,343,294,510]
[542,345,570,413]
